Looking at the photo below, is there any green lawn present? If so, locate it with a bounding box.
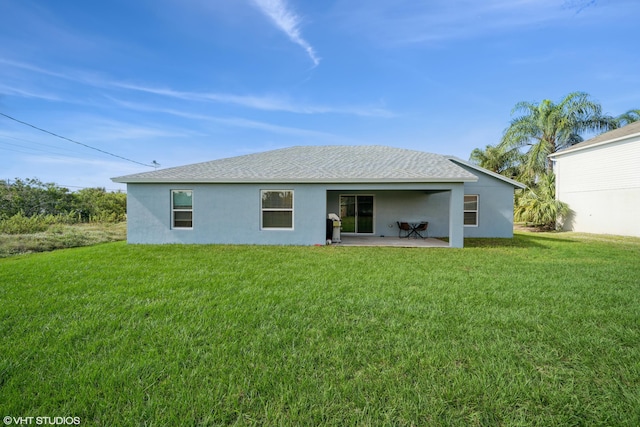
[1,233,639,426]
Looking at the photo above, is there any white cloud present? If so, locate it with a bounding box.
[107,97,343,138]
[111,82,392,117]
[250,0,320,66]
[0,58,69,79]
[0,84,62,102]
[2,59,391,117]
[336,0,596,46]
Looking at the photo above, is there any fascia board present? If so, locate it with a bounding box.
[549,132,640,159]
[111,177,479,184]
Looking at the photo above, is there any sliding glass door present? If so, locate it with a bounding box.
[339,195,374,234]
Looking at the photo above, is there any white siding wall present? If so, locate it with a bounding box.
[555,137,640,237]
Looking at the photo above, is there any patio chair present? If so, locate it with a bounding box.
[413,221,429,238]
[397,221,412,238]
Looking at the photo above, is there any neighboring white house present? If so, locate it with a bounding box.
[112,145,525,247]
[549,121,640,237]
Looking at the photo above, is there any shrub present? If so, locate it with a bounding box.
[0,222,127,256]
[0,213,51,234]
[1,178,126,224]
[0,213,80,235]
[514,173,569,230]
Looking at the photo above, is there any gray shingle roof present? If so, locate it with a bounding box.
[550,121,640,158]
[112,145,479,183]
[446,156,527,189]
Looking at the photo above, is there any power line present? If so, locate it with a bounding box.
[1,132,91,155]
[0,134,137,165]
[2,178,125,193]
[60,184,126,192]
[0,144,99,164]
[0,112,154,168]
[1,128,116,159]
[0,139,84,158]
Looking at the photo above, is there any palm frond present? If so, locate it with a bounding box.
[500,92,622,176]
[514,173,569,229]
[616,109,640,127]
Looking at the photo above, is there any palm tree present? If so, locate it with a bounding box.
[514,173,569,230]
[499,92,615,183]
[615,109,640,127]
[469,144,522,179]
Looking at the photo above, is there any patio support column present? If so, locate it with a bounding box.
[449,184,464,248]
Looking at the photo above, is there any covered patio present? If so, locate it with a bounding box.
[326,186,465,248]
[336,235,449,247]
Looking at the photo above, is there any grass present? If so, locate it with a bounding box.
[0,232,639,426]
[0,222,126,257]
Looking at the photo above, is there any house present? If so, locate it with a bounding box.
[112,146,525,247]
[549,121,640,237]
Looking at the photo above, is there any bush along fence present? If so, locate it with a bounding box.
[0,178,126,234]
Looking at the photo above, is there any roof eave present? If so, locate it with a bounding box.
[111,177,479,184]
[445,157,527,189]
[549,131,640,159]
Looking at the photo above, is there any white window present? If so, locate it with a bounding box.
[464,195,478,226]
[172,190,193,229]
[261,190,293,229]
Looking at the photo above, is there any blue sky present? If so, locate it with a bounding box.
[1,0,638,191]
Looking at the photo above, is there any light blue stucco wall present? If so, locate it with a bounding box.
[126,183,327,245]
[458,164,517,238]
[125,178,511,247]
[426,172,517,238]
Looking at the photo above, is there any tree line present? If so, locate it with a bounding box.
[469,91,639,229]
[0,178,126,223]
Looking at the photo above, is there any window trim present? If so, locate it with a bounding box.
[171,189,193,230]
[464,194,479,227]
[260,190,294,230]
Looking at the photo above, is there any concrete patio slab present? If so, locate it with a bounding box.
[335,236,449,248]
